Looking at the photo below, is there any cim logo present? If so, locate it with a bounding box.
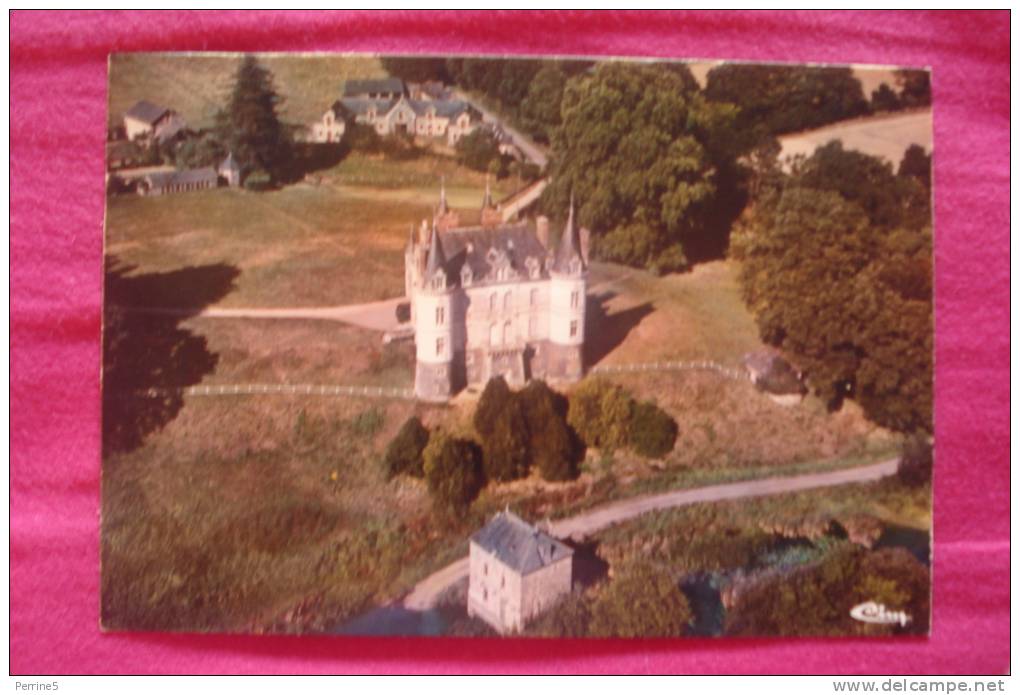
[850,601,912,627]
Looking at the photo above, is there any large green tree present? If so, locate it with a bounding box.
[731,144,933,431]
[589,560,692,637]
[544,62,737,273]
[217,54,292,183]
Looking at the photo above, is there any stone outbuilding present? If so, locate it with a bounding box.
[467,510,573,634]
[744,349,807,405]
[138,167,218,196]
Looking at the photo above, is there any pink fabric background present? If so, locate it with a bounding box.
[10,10,1009,674]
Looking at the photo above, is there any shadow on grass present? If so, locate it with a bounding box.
[584,291,655,367]
[102,255,240,456]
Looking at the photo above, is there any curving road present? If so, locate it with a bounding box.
[402,458,899,610]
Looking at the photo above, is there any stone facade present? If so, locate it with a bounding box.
[468,511,573,634]
[406,187,587,401]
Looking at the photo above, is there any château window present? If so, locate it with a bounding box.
[436,306,445,325]
[530,288,539,306]
[504,291,512,311]
[571,290,579,309]
[490,293,497,312]
[570,320,578,338]
[436,337,444,356]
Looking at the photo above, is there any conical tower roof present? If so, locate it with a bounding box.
[552,194,584,274]
[424,222,447,281]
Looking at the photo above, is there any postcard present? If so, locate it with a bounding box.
[101,52,933,638]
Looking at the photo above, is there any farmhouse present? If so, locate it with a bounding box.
[123,100,186,144]
[310,78,478,146]
[467,510,574,634]
[406,186,588,401]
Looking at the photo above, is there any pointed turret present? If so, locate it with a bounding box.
[553,194,584,274]
[424,222,447,283]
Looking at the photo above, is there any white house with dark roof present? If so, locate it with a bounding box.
[311,78,478,146]
[405,185,588,401]
[468,510,574,633]
[123,100,186,144]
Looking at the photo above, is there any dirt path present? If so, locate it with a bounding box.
[127,297,407,333]
[401,457,899,610]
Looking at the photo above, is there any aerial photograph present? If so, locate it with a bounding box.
[101,52,933,638]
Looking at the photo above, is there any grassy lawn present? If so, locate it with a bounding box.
[104,153,517,309]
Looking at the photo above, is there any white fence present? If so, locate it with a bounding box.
[131,361,746,402]
[139,383,416,400]
[590,360,748,381]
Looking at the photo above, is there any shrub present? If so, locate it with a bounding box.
[519,380,582,481]
[474,377,529,481]
[473,376,514,437]
[423,430,484,516]
[628,400,678,459]
[589,560,692,638]
[567,378,633,451]
[382,416,430,479]
[243,168,272,191]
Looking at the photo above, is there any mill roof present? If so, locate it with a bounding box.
[342,78,407,98]
[438,222,549,285]
[144,167,218,188]
[471,511,573,576]
[125,100,170,124]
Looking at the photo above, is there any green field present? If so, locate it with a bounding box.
[109,53,388,130]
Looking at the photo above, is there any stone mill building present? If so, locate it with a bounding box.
[467,510,574,633]
[405,182,588,401]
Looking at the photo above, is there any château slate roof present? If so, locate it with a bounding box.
[437,222,549,285]
[424,225,447,278]
[125,100,169,124]
[342,78,407,98]
[552,200,585,274]
[471,511,573,576]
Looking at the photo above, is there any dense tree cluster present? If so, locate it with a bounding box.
[588,560,693,638]
[443,57,593,143]
[454,128,503,174]
[731,142,932,432]
[704,64,869,148]
[543,62,741,273]
[473,377,583,482]
[567,378,678,458]
[725,545,930,636]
